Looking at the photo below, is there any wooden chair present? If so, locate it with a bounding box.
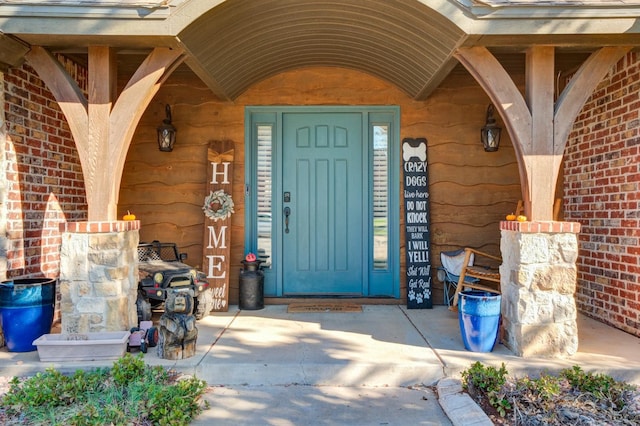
[448,247,501,311]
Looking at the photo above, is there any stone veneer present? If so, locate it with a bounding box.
[59,220,140,334]
[500,220,581,358]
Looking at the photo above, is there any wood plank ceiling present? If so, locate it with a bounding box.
[177,0,466,101]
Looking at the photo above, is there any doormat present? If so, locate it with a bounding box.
[287,303,362,313]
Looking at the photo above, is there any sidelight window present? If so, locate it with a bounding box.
[373,125,389,270]
[256,125,272,268]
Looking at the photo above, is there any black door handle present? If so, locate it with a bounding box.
[284,207,291,234]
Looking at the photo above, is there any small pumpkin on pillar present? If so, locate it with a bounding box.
[123,211,136,221]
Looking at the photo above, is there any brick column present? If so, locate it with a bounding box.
[59,221,140,334]
[500,221,581,358]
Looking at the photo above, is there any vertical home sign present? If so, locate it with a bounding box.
[201,141,235,312]
[402,137,432,309]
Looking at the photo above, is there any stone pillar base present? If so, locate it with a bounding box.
[59,221,140,334]
[500,221,581,358]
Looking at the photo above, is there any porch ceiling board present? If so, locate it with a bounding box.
[176,0,466,100]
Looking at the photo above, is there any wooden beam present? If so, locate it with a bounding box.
[524,46,556,220]
[110,47,185,215]
[26,46,184,222]
[25,46,89,163]
[0,33,29,72]
[454,46,532,213]
[456,45,628,221]
[111,47,184,176]
[555,46,631,156]
[87,46,116,221]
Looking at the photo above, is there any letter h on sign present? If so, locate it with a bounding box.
[211,162,231,184]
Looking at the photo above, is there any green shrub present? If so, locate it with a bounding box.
[461,362,639,424]
[0,353,207,426]
[560,365,633,408]
[461,361,511,416]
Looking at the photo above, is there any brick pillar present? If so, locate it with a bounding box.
[500,221,581,358]
[59,221,140,333]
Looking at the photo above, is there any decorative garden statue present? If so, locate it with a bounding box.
[157,290,198,359]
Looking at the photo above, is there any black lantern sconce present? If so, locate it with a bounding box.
[480,104,501,152]
[157,104,177,152]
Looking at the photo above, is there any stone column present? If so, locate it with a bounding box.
[500,221,581,358]
[59,221,140,334]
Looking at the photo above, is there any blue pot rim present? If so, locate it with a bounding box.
[459,290,500,299]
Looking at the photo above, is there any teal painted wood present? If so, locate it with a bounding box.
[245,106,400,298]
[283,113,363,295]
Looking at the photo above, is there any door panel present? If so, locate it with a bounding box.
[283,113,363,295]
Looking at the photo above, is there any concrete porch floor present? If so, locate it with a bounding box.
[1,305,639,424]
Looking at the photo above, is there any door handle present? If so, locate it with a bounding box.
[284,207,291,234]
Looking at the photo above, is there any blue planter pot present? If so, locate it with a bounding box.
[458,290,501,352]
[0,278,56,352]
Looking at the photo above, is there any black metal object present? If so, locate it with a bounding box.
[239,260,264,310]
[157,104,177,152]
[284,207,291,233]
[136,241,213,320]
[480,104,501,152]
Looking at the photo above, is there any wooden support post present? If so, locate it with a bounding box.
[455,45,630,221]
[26,46,185,221]
[524,46,556,221]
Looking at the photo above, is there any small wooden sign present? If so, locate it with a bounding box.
[402,137,432,309]
[201,141,235,312]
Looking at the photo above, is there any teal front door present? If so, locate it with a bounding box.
[282,113,364,295]
[245,106,400,298]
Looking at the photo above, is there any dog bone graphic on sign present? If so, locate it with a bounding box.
[402,141,426,162]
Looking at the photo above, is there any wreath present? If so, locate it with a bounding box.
[203,189,234,222]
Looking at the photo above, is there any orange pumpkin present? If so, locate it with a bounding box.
[516,215,527,222]
[245,252,257,262]
[505,213,516,221]
[123,210,136,221]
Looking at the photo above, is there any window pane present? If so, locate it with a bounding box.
[257,125,272,268]
[373,125,388,270]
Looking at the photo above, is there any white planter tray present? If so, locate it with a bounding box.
[33,331,131,362]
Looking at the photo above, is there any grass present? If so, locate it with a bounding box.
[0,353,208,425]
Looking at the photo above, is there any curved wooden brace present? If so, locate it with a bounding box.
[26,46,184,221]
[454,46,533,207]
[24,47,90,171]
[554,46,631,156]
[455,47,532,156]
[106,47,185,219]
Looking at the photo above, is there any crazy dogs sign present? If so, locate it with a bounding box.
[402,138,432,309]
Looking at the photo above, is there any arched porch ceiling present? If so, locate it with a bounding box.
[177,0,467,101]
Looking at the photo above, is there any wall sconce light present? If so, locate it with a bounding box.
[480,104,501,152]
[157,104,176,152]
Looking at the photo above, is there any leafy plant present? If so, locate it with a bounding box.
[461,361,512,416]
[0,353,207,425]
[461,362,640,424]
[560,365,633,408]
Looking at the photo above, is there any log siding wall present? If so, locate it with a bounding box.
[565,51,640,337]
[121,67,520,304]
